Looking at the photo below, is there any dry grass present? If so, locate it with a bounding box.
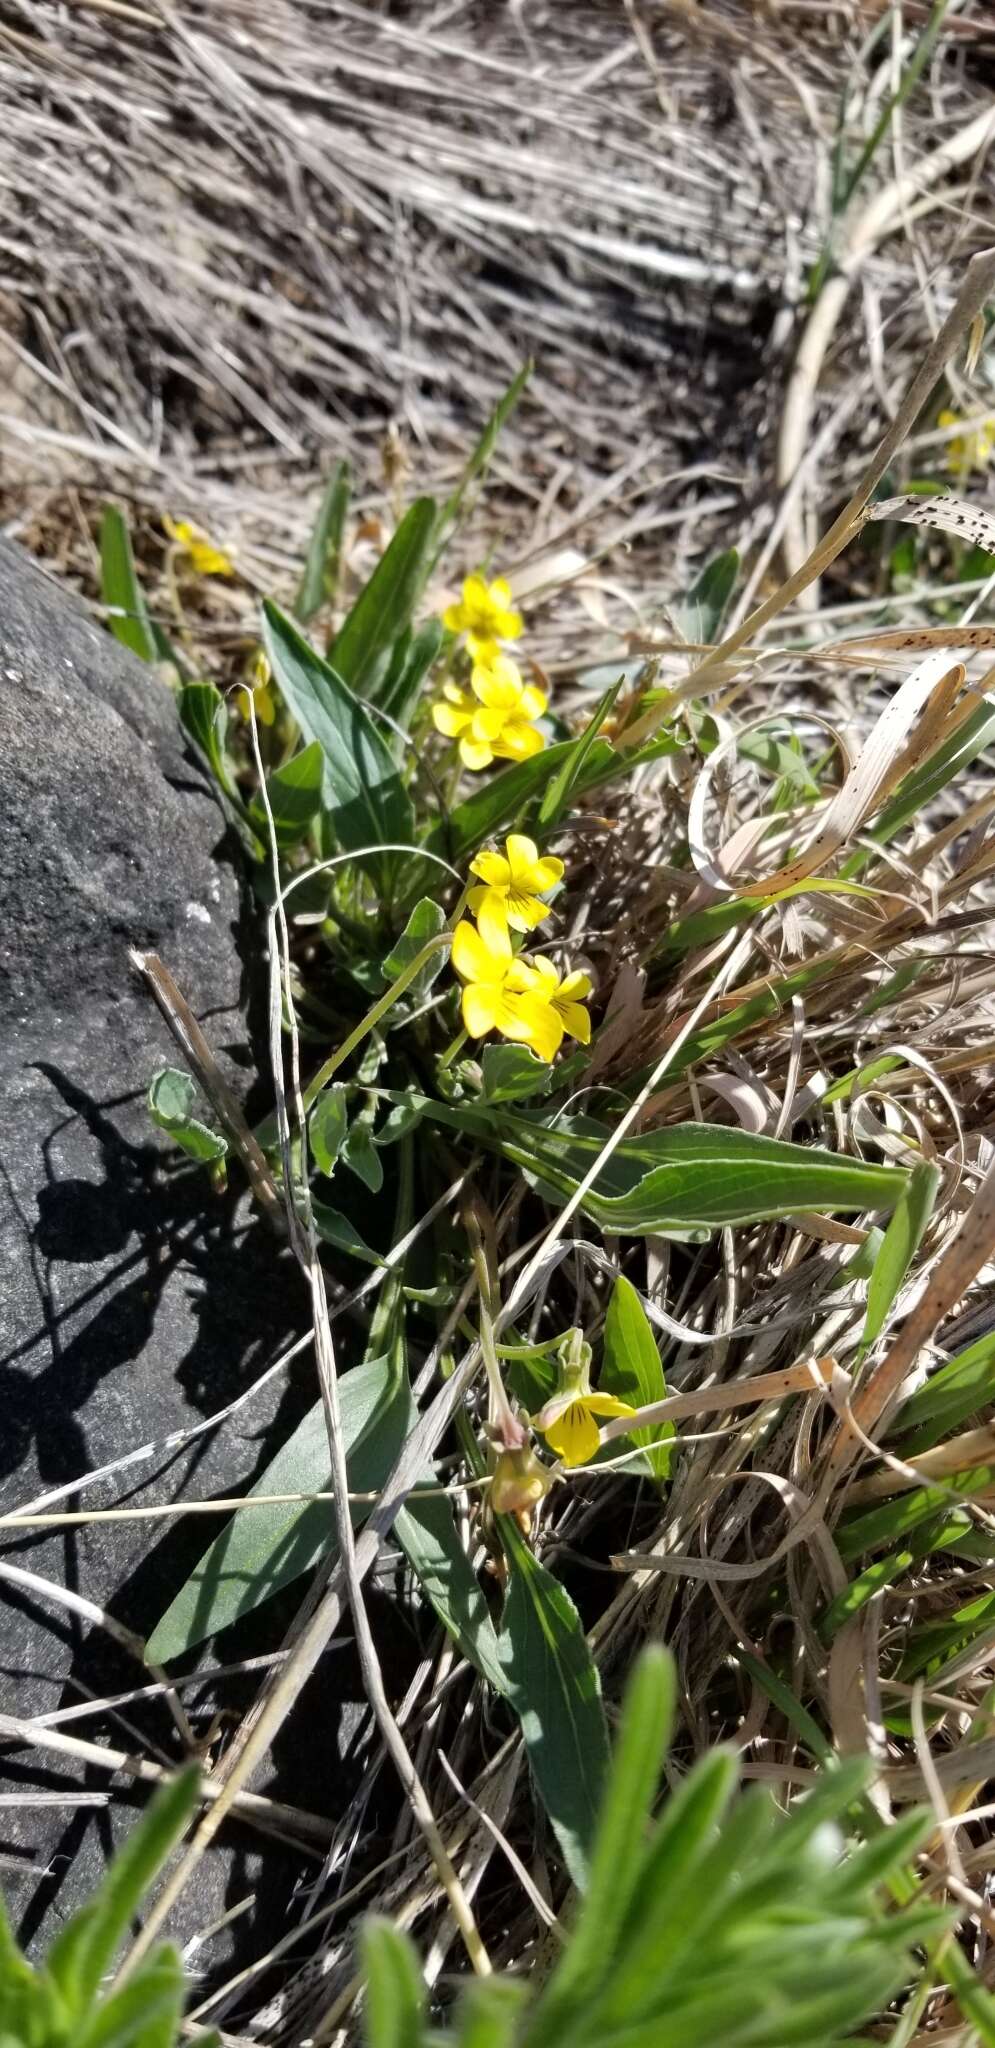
[6,2,995,2041]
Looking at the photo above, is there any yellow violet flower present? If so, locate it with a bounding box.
[432,657,547,771]
[243,649,277,727]
[451,920,530,1043]
[533,1331,635,1467]
[163,515,234,577]
[468,833,564,951]
[938,407,995,480]
[444,572,523,660]
[506,954,593,1063]
[450,923,591,1063]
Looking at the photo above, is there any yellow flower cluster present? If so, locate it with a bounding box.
[938,407,995,481]
[450,835,591,1063]
[433,574,546,772]
[163,515,233,577]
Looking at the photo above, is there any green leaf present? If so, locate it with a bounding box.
[601,1276,674,1478]
[448,1978,529,2048]
[147,1069,228,1167]
[261,601,414,859]
[379,618,445,739]
[425,737,617,864]
[394,1488,506,1694]
[312,1200,384,1265]
[860,1159,940,1354]
[889,1326,995,1454]
[382,899,447,995]
[537,678,625,831]
[76,1945,186,2048]
[295,462,349,624]
[671,549,739,645]
[100,505,158,664]
[433,366,530,556]
[47,1769,199,2017]
[361,1920,425,2048]
[249,740,324,848]
[328,498,437,700]
[497,1517,610,1889]
[412,1102,906,1237]
[145,1355,411,1659]
[178,682,240,804]
[342,1117,384,1193]
[480,1044,554,1104]
[310,1084,349,1176]
[537,1647,674,2026]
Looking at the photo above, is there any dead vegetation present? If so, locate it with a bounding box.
[6,2,995,2042]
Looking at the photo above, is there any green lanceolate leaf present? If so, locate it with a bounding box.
[395,1488,505,1695]
[100,504,159,664]
[312,1199,385,1264]
[342,1114,384,1192]
[361,1919,426,2048]
[670,548,739,646]
[76,1944,193,2048]
[479,1044,554,1104]
[497,1516,610,1889]
[249,740,324,847]
[860,1159,940,1354]
[382,898,447,995]
[411,1101,906,1238]
[147,1068,228,1167]
[601,1276,674,1478]
[310,1084,349,1176]
[145,1353,411,1660]
[328,497,437,700]
[261,601,414,858]
[178,681,240,803]
[379,618,445,739]
[295,462,349,624]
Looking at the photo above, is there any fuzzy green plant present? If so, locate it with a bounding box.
[0,1769,216,2048]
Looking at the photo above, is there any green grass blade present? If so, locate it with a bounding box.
[889,1326,995,1453]
[295,461,349,624]
[100,504,158,664]
[433,365,530,555]
[537,678,625,830]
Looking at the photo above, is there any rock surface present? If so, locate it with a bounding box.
[0,540,355,1976]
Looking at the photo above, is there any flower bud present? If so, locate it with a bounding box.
[489,1444,552,1518]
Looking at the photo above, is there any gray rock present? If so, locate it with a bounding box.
[0,538,346,1976]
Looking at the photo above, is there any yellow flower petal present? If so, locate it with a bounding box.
[459,738,494,770]
[469,849,511,887]
[509,991,564,1062]
[442,601,465,633]
[473,662,523,711]
[451,919,509,983]
[489,576,513,608]
[528,854,565,893]
[583,1393,637,1421]
[461,984,502,1038]
[433,699,471,738]
[542,1398,601,1466]
[469,704,509,741]
[559,969,593,1001]
[494,721,544,762]
[506,893,551,934]
[558,1000,591,1045]
[518,685,548,721]
[505,833,539,877]
[468,886,511,954]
